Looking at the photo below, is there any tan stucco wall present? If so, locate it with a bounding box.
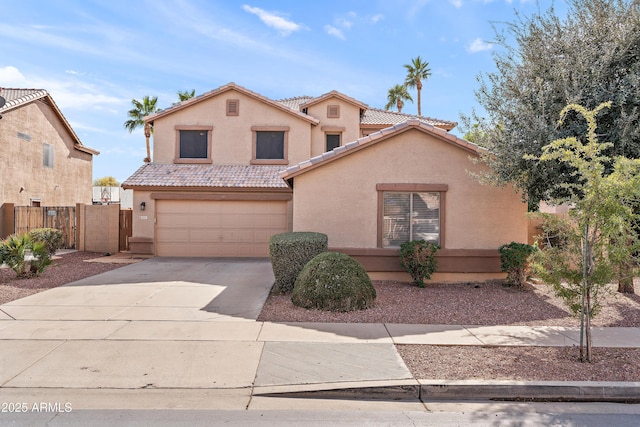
[0,102,93,206]
[152,89,314,165]
[131,190,155,240]
[291,128,528,250]
[306,99,362,157]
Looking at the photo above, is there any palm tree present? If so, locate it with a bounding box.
[385,84,413,113]
[404,56,432,116]
[124,96,160,163]
[177,89,196,102]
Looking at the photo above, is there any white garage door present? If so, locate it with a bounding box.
[155,200,288,257]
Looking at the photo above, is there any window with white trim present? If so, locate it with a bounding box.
[382,192,440,247]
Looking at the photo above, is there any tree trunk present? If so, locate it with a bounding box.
[416,80,422,117]
[584,287,592,363]
[617,260,635,294]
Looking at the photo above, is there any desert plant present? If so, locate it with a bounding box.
[269,232,328,294]
[499,242,537,289]
[2,233,32,277]
[291,252,376,312]
[399,240,439,287]
[0,241,8,266]
[28,240,52,275]
[2,232,53,278]
[29,228,64,257]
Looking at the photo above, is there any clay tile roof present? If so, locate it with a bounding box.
[299,90,368,110]
[362,107,457,130]
[276,96,313,110]
[122,164,290,189]
[0,88,49,111]
[280,120,484,181]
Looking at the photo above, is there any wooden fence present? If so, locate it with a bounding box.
[14,206,76,248]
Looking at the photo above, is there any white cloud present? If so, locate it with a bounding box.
[466,38,493,53]
[0,65,124,111]
[370,14,384,24]
[242,5,302,36]
[449,0,463,8]
[324,25,345,40]
[0,65,28,86]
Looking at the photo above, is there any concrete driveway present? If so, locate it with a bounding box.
[1,257,274,322]
[0,257,417,411]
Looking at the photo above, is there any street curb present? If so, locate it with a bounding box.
[419,380,640,402]
[254,380,640,403]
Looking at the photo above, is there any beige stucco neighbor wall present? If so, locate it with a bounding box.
[76,204,119,254]
[152,89,314,165]
[0,102,93,206]
[291,128,528,250]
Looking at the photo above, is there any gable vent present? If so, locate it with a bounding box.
[327,105,340,118]
[227,99,239,116]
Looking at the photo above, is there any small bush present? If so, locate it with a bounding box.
[291,252,376,312]
[499,242,537,289]
[399,240,439,287]
[269,232,328,294]
[29,228,64,257]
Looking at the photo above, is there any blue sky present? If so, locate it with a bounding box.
[0,0,564,183]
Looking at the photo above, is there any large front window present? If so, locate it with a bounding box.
[382,192,440,247]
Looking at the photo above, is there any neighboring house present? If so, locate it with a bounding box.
[0,88,99,207]
[122,82,526,280]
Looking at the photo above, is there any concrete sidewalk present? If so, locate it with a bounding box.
[1,257,639,411]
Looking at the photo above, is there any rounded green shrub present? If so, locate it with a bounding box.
[269,232,328,294]
[291,252,376,312]
[499,241,537,289]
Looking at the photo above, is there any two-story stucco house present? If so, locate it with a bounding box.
[0,88,98,207]
[122,82,527,281]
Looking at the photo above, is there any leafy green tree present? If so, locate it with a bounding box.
[469,0,640,209]
[404,56,431,117]
[385,84,413,113]
[124,95,160,163]
[177,89,196,102]
[532,103,640,362]
[93,176,119,186]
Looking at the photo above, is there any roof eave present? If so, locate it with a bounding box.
[145,83,319,126]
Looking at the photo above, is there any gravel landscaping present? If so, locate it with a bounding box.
[0,251,126,305]
[258,279,640,382]
[2,252,639,382]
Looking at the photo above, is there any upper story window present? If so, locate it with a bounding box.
[251,126,289,165]
[43,143,54,168]
[326,133,341,152]
[327,105,340,118]
[174,125,213,164]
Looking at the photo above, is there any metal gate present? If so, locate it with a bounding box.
[14,206,76,249]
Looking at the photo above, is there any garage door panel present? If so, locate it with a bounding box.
[156,200,288,257]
